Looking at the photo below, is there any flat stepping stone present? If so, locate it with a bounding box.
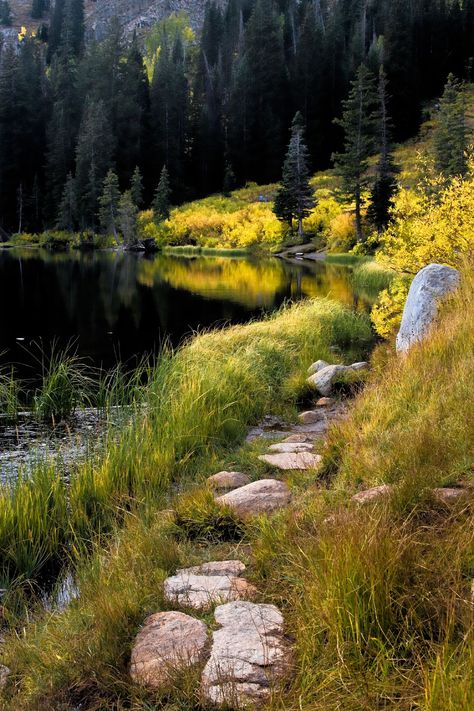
[164,560,257,610]
[258,452,322,471]
[298,410,323,424]
[352,484,392,504]
[432,487,468,503]
[201,601,293,707]
[316,397,334,407]
[216,479,291,518]
[282,434,312,443]
[130,611,208,690]
[268,442,313,454]
[207,471,250,492]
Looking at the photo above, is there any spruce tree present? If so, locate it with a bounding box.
[31,0,46,20]
[433,73,468,179]
[57,173,77,231]
[153,166,171,222]
[222,162,236,197]
[333,64,378,243]
[118,190,138,245]
[130,166,144,209]
[367,67,399,233]
[273,112,315,239]
[0,1,12,26]
[98,169,120,241]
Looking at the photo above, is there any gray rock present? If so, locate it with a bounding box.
[307,359,330,376]
[258,452,322,471]
[207,471,251,492]
[298,410,322,424]
[432,487,468,503]
[396,264,460,353]
[201,601,293,707]
[352,485,392,504]
[163,561,257,610]
[282,434,312,443]
[268,442,313,453]
[316,397,334,407]
[0,664,10,690]
[350,361,369,371]
[307,364,349,396]
[216,479,291,518]
[130,611,208,689]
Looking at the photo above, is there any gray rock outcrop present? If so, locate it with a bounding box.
[201,601,293,707]
[396,263,460,353]
[307,362,368,396]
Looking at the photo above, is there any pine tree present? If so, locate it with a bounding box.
[75,99,113,230]
[118,190,138,245]
[57,173,77,231]
[367,67,399,233]
[222,162,236,197]
[433,73,468,178]
[333,64,378,243]
[153,166,171,222]
[130,166,144,209]
[98,169,120,241]
[31,0,46,20]
[273,112,315,238]
[0,1,12,26]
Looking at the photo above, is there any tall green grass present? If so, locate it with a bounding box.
[351,259,397,295]
[0,299,371,589]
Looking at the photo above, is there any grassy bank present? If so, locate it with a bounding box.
[0,299,371,590]
[2,266,472,709]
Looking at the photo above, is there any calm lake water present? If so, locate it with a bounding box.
[0,248,371,376]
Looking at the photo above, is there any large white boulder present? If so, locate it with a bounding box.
[396,264,460,353]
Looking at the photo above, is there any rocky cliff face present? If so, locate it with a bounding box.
[85,0,225,39]
[2,0,225,46]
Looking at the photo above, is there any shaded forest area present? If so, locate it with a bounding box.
[1,0,474,234]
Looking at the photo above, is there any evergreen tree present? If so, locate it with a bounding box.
[273,112,315,238]
[0,1,12,26]
[130,166,144,209]
[153,166,171,222]
[222,162,236,197]
[333,64,378,243]
[367,67,399,233]
[57,172,77,231]
[98,169,120,240]
[118,190,138,244]
[31,0,46,20]
[433,73,468,178]
[75,99,113,229]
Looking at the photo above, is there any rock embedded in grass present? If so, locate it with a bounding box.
[0,665,10,690]
[163,560,257,610]
[307,362,368,396]
[201,601,293,708]
[298,410,323,424]
[316,397,334,407]
[268,441,313,453]
[396,263,460,353]
[216,479,291,517]
[432,487,468,503]
[130,611,208,690]
[207,471,251,492]
[351,484,392,504]
[307,359,330,375]
[258,452,322,471]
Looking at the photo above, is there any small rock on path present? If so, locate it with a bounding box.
[207,471,250,492]
[259,452,322,471]
[164,560,257,610]
[130,611,208,690]
[352,484,392,504]
[216,479,291,518]
[201,601,293,708]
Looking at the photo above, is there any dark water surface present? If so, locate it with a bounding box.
[0,248,371,376]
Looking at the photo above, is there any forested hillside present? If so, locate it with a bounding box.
[1,0,474,235]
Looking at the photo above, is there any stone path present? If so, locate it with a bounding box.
[130,355,471,707]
